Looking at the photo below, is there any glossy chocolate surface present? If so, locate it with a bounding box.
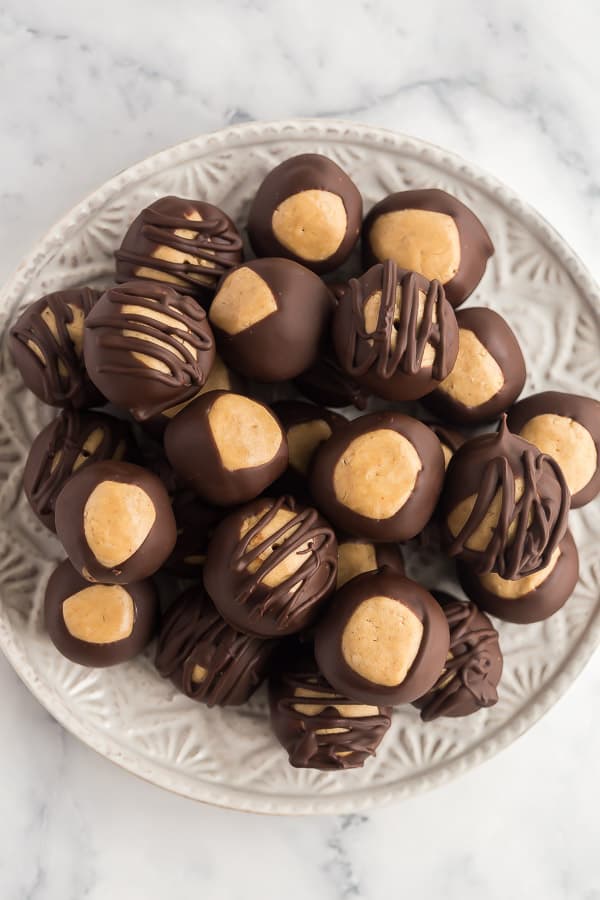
[294,337,370,410]
[164,490,226,579]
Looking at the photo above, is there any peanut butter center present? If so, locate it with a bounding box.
[369,208,461,284]
[208,394,283,471]
[287,420,332,475]
[271,189,347,261]
[341,596,423,686]
[336,541,377,589]
[210,267,277,335]
[479,546,561,598]
[438,328,504,407]
[519,414,597,495]
[62,584,134,643]
[240,507,309,588]
[83,480,156,567]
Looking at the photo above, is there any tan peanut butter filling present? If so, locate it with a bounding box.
[240,508,307,588]
[519,414,597,495]
[83,481,156,567]
[287,420,332,474]
[437,329,504,407]
[447,478,525,550]
[271,189,347,261]
[369,208,461,284]
[210,267,277,335]
[208,394,282,471]
[341,596,423,686]
[336,541,377,589]
[62,584,134,643]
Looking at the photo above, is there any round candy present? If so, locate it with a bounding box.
[336,536,404,589]
[309,411,445,542]
[55,460,177,584]
[413,591,503,720]
[458,529,578,624]
[362,188,494,307]
[332,260,459,402]
[203,496,337,638]
[422,307,526,425]
[9,288,102,408]
[155,585,277,706]
[294,337,370,410]
[441,418,570,579]
[315,568,450,705]
[163,490,226,579]
[164,390,288,506]
[507,391,600,509]
[247,154,362,273]
[83,280,215,421]
[269,649,392,770]
[209,258,333,382]
[23,409,133,531]
[115,195,243,298]
[45,559,158,667]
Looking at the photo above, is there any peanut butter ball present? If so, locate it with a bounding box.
[83,280,215,421]
[459,530,579,624]
[309,411,445,542]
[209,258,333,381]
[315,568,450,705]
[115,195,243,298]
[45,559,159,667]
[54,460,177,584]
[248,154,362,273]
[203,496,337,638]
[9,288,102,408]
[23,409,133,531]
[155,585,277,706]
[332,260,459,402]
[441,418,570,579]
[336,537,404,589]
[507,391,600,508]
[269,649,392,770]
[164,390,288,506]
[422,307,526,425]
[362,189,494,308]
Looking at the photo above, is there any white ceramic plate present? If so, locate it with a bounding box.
[1,119,599,815]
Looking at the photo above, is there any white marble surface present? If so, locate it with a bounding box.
[1,1,599,897]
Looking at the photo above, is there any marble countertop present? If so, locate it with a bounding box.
[1,2,599,897]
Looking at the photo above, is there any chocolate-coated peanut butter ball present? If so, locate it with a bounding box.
[336,537,404,589]
[458,529,579,624]
[507,391,600,508]
[441,418,570,579]
[248,154,362,273]
[209,258,333,382]
[332,260,459,402]
[45,559,159,666]
[413,591,503,720]
[315,568,450,705]
[115,196,243,298]
[23,409,133,531]
[362,189,494,307]
[309,411,445,542]
[83,280,215,421]
[55,460,177,584]
[203,496,337,638]
[269,649,392,770]
[164,390,288,506]
[422,307,526,425]
[155,585,277,706]
[9,288,102,408]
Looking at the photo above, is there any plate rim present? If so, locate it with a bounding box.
[1,117,599,815]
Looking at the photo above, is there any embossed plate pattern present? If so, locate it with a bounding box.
[0,120,599,814]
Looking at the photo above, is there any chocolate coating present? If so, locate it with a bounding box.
[315,568,450,705]
[164,490,226,578]
[83,280,215,421]
[45,559,159,667]
[336,536,404,588]
[441,418,570,579]
[164,390,288,506]
[269,649,392,770]
[362,189,494,307]
[115,196,243,298]
[428,424,466,468]
[422,307,526,425]
[203,496,337,638]
[332,260,459,401]
[459,529,579,624]
[209,258,333,382]
[507,391,600,508]
[9,288,102,408]
[247,154,362,273]
[54,460,177,584]
[155,585,276,706]
[309,411,445,542]
[23,409,133,531]
[414,592,502,720]
[294,337,370,410]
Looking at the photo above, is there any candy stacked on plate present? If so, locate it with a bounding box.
[10,154,600,772]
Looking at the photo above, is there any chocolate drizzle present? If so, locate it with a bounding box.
[269,660,391,770]
[417,597,501,721]
[156,587,275,707]
[341,260,451,381]
[9,288,101,407]
[116,197,243,294]
[444,419,570,579]
[231,498,337,629]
